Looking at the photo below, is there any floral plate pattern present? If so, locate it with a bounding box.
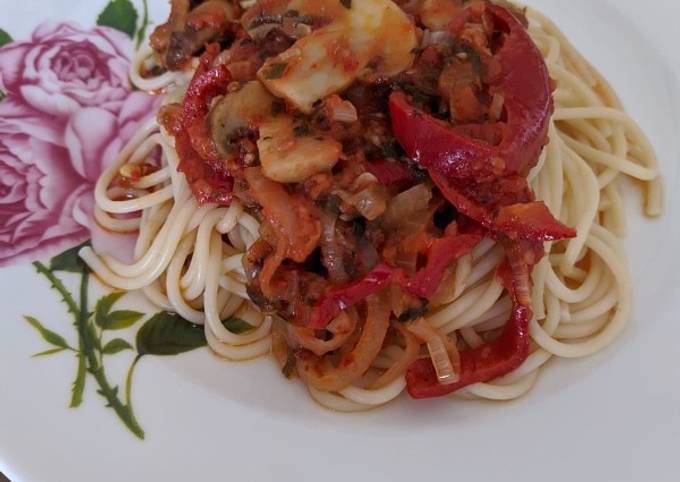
[1,1,680,482]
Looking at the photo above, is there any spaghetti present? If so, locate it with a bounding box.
[80,0,662,411]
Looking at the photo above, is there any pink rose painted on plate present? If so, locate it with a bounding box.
[0,22,156,267]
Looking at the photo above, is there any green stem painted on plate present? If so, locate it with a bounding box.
[76,268,145,440]
[72,272,89,408]
[30,243,207,440]
[125,354,143,420]
[135,0,150,49]
[32,262,145,439]
[32,261,88,407]
[32,262,79,318]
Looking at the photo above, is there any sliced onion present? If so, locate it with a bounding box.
[357,235,380,272]
[325,95,359,123]
[320,213,350,284]
[297,294,390,392]
[271,317,291,367]
[421,29,449,48]
[288,310,358,357]
[352,185,388,220]
[489,93,506,123]
[244,167,320,263]
[507,244,532,306]
[382,184,432,228]
[394,249,418,272]
[281,17,312,38]
[328,310,355,335]
[368,323,420,389]
[246,21,281,39]
[407,318,460,385]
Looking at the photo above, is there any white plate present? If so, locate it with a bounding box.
[1,1,679,481]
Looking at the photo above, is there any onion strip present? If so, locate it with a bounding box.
[407,318,460,385]
[296,294,390,392]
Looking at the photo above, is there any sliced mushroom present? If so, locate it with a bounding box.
[257,0,417,113]
[257,116,342,183]
[209,81,275,157]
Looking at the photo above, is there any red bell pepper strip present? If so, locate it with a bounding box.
[306,233,481,329]
[364,158,413,187]
[181,45,232,130]
[405,239,538,400]
[175,131,234,205]
[175,43,235,205]
[307,263,397,329]
[431,173,576,242]
[389,4,554,181]
[406,234,482,298]
[389,3,575,243]
[405,302,531,399]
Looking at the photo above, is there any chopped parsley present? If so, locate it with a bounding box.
[398,304,429,323]
[293,121,311,137]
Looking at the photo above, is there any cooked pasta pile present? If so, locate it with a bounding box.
[80,2,661,411]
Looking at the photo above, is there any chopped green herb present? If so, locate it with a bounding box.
[293,121,311,137]
[263,62,288,80]
[398,304,429,323]
[379,141,401,160]
[396,81,438,109]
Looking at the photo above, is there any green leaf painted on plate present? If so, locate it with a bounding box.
[97,0,139,38]
[32,347,67,358]
[0,28,12,47]
[30,264,146,438]
[103,310,145,330]
[94,292,125,327]
[102,338,134,355]
[223,317,255,334]
[95,291,144,330]
[24,316,71,349]
[49,241,90,273]
[136,312,207,356]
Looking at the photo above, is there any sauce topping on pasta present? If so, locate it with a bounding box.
[154,0,578,398]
